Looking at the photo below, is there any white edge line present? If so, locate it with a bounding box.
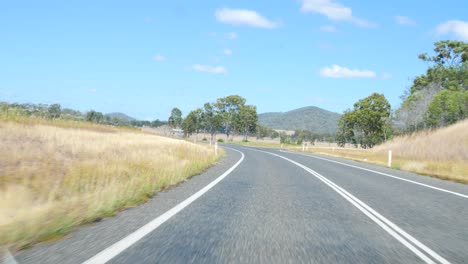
[279,150,468,199]
[83,147,245,264]
[247,148,450,264]
[1,250,18,264]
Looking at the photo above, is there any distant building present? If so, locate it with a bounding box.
[171,128,184,136]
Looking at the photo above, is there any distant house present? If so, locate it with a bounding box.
[171,128,184,136]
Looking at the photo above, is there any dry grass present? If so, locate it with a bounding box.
[0,119,222,249]
[289,119,468,183]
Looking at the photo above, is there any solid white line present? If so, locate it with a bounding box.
[247,148,450,264]
[279,150,468,199]
[1,250,18,264]
[83,147,245,264]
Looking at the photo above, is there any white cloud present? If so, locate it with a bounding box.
[435,20,468,41]
[153,54,166,62]
[215,8,278,29]
[223,49,232,55]
[192,64,227,74]
[319,25,337,32]
[300,0,376,28]
[308,97,326,103]
[381,72,392,79]
[226,32,238,39]
[394,16,416,26]
[320,65,376,78]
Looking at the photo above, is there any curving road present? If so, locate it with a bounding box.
[13,145,468,264]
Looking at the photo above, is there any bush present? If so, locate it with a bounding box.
[202,138,207,141]
[242,139,249,142]
[217,138,224,143]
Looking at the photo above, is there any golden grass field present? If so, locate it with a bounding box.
[0,117,222,249]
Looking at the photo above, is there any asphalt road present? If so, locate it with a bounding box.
[13,145,468,264]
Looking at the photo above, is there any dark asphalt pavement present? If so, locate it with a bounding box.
[13,145,468,264]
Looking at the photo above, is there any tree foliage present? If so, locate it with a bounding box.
[237,105,258,140]
[182,108,203,137]
[214,95,247,139]
[179,95,258,141]
[201,103,222,142]
[395,40,467,132]
[168,107,183,128]
[337,93,391,148]
[47,104,62,119]
[86,110,104,123]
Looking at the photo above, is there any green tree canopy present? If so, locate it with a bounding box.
[214,95,246,140]
[202,102,222,142]
[48,104,62,119]
[337,93,391,148]
[168,107,183,128]
[237,105,258,140]
[396,40,467,131]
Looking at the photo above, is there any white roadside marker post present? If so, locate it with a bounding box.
[388,150,392,168]
[302,143,305,152]
[215,142,218,156]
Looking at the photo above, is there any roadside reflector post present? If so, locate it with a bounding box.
[302,143,305,152]
[281,144,283,149]
[215,142,218,156]
[388,150,392,168]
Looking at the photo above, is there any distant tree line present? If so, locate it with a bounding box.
[336,40,467,149]
[0,102,166,128]
[168,95,258,141]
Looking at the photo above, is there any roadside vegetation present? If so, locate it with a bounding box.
[287,119,467,183]
[0,112,222,249]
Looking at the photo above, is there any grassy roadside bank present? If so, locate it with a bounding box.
[0,118,223,249]
[230,120,468,184]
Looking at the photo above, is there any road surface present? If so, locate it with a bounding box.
[13,145,468,263]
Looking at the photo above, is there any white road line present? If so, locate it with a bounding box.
[279,150,468,199]
[248,148,450,264]
[83,147,245,264]
[1,249,18,264]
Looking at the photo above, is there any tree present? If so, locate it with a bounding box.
[425,89,468,127]
[396,40,467,131]
[270,130,279,139]
[182,108,203,138]
[337,93,391,148]
[214,95,246,140]
[418,40,468,67]
[201,103,222,143]
[237,105,258,140]
[86,110,104,123]
[48,104,62,119]
[168,107,183,128]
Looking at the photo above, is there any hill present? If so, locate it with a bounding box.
[258,106,341,134]
[106,112,136,121]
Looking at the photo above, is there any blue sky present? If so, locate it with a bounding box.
[1,0,467,120]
